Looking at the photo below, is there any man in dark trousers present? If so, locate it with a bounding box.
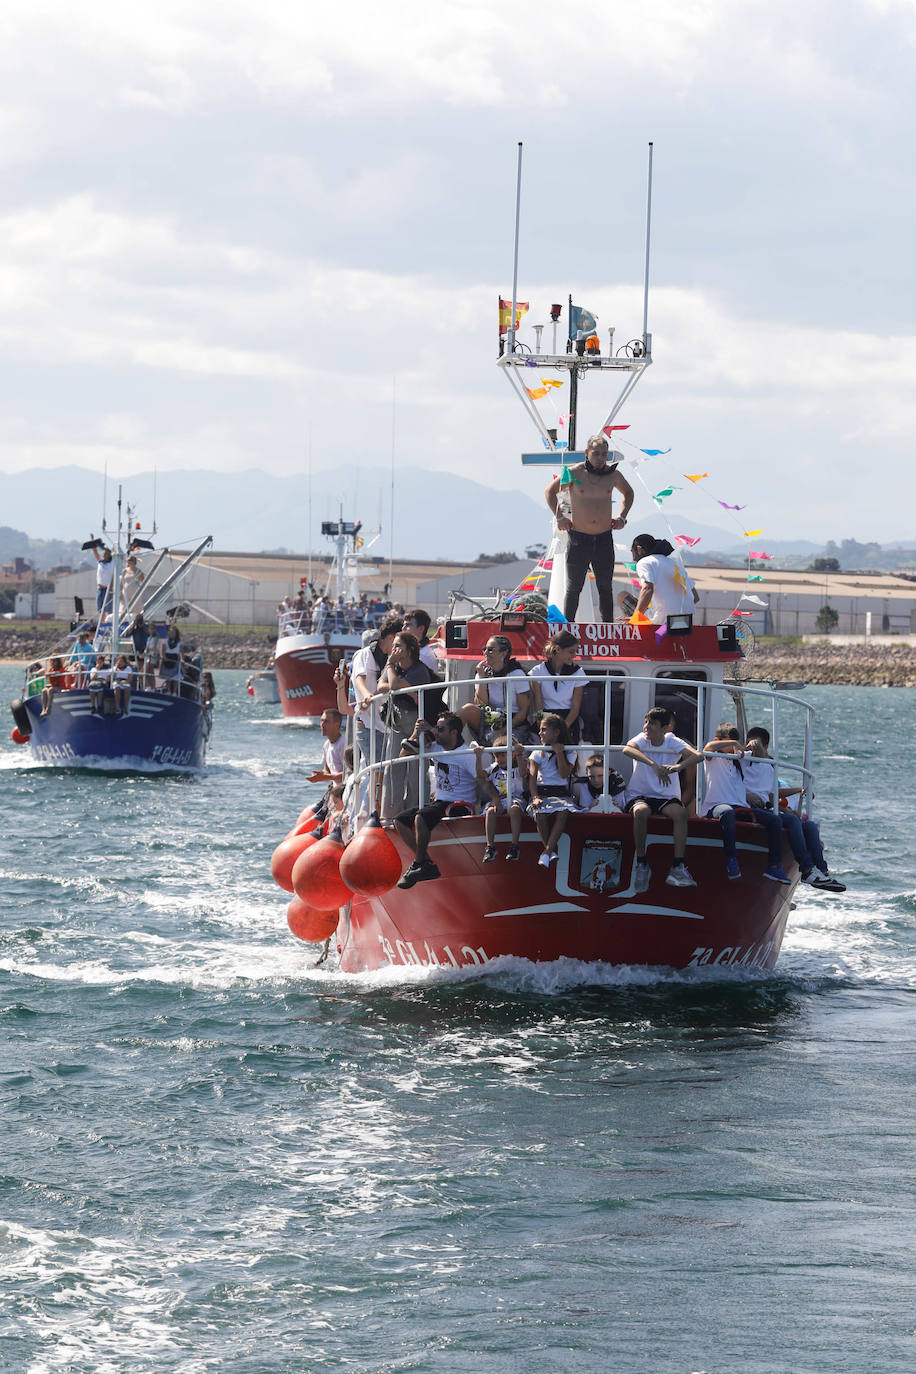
[545,433,634,622]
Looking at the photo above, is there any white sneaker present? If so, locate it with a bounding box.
[537,852,551,868]
[666,863,697,889]
[634,861,651,894]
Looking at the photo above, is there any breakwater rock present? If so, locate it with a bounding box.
[750,640,916,688]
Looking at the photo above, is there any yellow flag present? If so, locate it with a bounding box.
[685,473,707,483]
[743,529,763,537]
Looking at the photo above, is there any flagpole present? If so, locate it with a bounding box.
[388,376,396,598]
[642,141,654,348]
[568,292,578,450]
[508,142,523,355]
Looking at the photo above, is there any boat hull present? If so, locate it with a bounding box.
[274,632,360,721]
[336,813,798,974]
[21,689,210,770]
[248,671,280,704]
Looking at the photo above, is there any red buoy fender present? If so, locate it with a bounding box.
[270,831,321,894]
[339,812,403,897]
[293,800,328,835]
[291,827,351,911]
[286,896,339,943]
[10,727,27,745]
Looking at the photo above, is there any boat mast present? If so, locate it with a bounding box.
[110,486,123,660]
[642,140,654,350]
[507,142,523,358]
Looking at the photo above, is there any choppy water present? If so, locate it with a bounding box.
[2,670,915,1373]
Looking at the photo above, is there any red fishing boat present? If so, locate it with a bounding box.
[282,146,825,974]
[334,620,812,974]
[273,512,383,722]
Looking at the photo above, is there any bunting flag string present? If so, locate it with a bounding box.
[653,485,680,505]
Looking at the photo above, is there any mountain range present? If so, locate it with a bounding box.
[0,464,831,567]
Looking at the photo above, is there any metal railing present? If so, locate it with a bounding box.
[344,670,816,823]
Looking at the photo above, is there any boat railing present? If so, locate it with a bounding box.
[347,671,816,823]
[278,607,385,638]
[23,653,208,706]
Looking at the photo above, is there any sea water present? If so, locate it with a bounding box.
[1,669,914,1374]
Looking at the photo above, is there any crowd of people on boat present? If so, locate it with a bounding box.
[26,621,215,718]
[306,606,845,896]
[277,586,394,638]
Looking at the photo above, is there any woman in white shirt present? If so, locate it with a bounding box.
[459,634,530,742]
[528,629,588,741]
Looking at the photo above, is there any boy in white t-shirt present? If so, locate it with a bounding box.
[622,707,704,891]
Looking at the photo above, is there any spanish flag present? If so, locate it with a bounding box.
[499,297,529,334]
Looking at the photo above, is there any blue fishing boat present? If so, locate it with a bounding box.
[9,489,214,772]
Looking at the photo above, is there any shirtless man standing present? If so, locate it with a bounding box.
[545,434,634,622]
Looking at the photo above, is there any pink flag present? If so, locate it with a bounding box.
[748,551,772,560]
[675,535,702,547]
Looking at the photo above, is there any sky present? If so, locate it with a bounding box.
[1,0,915,548]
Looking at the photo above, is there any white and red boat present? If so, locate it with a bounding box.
[285,147,823,975]
[273,513,383,722]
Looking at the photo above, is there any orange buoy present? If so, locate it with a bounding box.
[291,826,351,911]
[286,896,339,943]
[291,815,326,838]
[340,811,403,896]
[270,830,322,894]
[293,799,328,835]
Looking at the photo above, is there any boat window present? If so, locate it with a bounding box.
[579,672,627,746]
[653,670,708,744]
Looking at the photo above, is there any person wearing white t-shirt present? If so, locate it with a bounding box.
[459,634,530,741]
[628,534,699,626]
[402,608,442,677]
[527,714,578,868]
[350,618,401,770]
[622,707,704,891]
[744,726,845,891]
[528,629,588,740]
[395,713,497,887]
[308,709,346,784]
[699,722,776,881]
[476,733,528,863]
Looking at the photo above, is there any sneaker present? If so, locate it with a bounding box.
[666,862,697,889]
[763,865,791,885]
[482,844,497,863]
[726,857,741,880]
[537,852,551,868]
[506,844,520,862]
[809,870,846,893]
[413,859,441,883]
[397,861,423,889]
[546,852,558,865]
[634,861,651,894]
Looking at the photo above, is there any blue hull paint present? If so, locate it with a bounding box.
[22,689,210,771]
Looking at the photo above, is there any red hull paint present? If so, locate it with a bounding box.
[274,634,358,720]
[336,814,797,974]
